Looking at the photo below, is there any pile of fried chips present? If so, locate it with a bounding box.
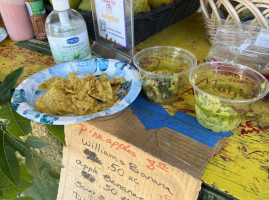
[35,72,126,116]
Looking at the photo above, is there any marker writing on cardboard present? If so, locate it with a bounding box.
[73,125,174,199]
[81,136,174,199]
[77,124,136,157]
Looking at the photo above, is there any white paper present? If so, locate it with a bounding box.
[95,0,127,48]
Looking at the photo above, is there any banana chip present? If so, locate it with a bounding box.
[35,72,126,116]
[38,77,67,90]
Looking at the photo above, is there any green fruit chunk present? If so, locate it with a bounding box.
[78,0,151,15]
[149,0,174,8]
[133,0,151,15]
[78,0,92,12]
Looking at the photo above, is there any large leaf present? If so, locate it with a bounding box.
[11,197,35,200]
[0,173,32,199]
[0,103,32,141]
[19,162,34,183]
[0,166,32,199]
[46,125,66,146]
[47,165,61,180]
[4,131,62,181]
[23,168,59,200]
[25,136,51,149]
[25,153,62,182]
[0,128,20,186]
[0,67,24,105]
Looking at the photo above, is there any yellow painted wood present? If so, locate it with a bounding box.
[0,18,56,83]
[136,17,269,200]
[135,12,211,64]
[0,40,56,83]
[202,99,269,200]
[1,12,268,200]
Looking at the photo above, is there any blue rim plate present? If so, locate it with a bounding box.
[11,58,142,125]
[0,27,8,42]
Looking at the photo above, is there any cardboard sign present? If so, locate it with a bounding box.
[57,121,202,200]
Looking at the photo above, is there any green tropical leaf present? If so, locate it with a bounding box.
[25,153,62,181]
[19,163,33,183]
[0,119,9,125]
[24,136,51,149]
[46,125,66,146]
[0,102,32,141]
[0,67,24,105]
[4,130,62,181]
[47,165,61,180]
[11,197,35,200]
[23,168,59,200]
[0,128,20,186]
[0,169,32,199]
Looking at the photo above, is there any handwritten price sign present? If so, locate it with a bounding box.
[57,122,201,200]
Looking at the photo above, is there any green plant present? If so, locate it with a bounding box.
[72,51,82,59]
[0,68,65,200]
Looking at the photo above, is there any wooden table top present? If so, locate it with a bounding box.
[1,12,268,200]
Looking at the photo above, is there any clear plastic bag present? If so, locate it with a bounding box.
[207,20,269,78]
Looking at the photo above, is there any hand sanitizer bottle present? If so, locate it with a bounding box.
[45,0,91,63]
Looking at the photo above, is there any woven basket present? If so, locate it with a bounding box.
[200,0,269,43]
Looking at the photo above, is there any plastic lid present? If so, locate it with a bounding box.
[51,0,70,11]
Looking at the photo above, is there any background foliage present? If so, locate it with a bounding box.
[0,68,65,200]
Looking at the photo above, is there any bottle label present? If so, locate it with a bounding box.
[26,0,46,16]
[47,30,91,63]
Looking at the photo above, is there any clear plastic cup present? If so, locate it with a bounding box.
[133,46,197,105]
[189,62,269,132]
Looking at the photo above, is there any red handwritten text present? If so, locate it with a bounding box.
[76,124,136,157]
[229,78,254,85]
[239,120,269,135]
[157,194,171,200]
[181,78,218,96]
[146,159,169,172]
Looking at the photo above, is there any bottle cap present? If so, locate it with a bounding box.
[51,0,70,11]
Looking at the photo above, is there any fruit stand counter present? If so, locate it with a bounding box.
[1,13,269,200]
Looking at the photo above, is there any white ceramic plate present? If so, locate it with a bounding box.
[0,27,7,42]
[11,58,141,125]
